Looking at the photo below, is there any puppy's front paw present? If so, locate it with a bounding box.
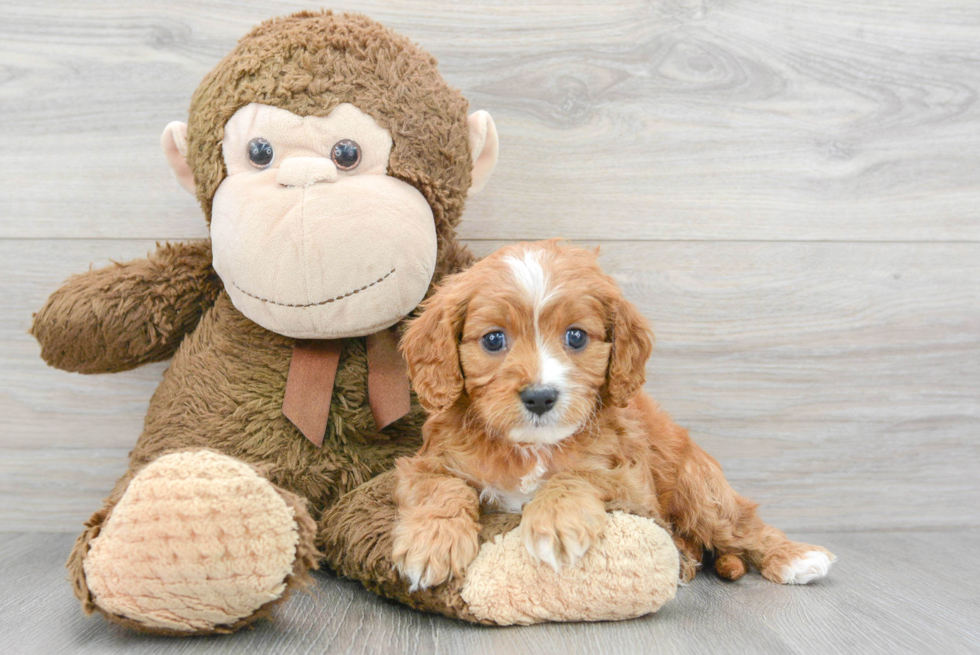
[392,515,481,591]
[520,494,607,571]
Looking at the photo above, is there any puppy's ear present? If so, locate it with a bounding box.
[400,277,468,412]
[605,294,654,407]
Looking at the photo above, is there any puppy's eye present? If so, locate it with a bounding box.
[481,331,507,353]
[331,139,361,171]
[247,137,274,169]
[565,328,588,350]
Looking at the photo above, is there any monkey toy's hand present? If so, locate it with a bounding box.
[32,240,221,373]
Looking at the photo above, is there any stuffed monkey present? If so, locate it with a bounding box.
[32,11,679,634]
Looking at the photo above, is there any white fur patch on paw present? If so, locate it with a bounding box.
[562,534,589,565]
[393,550,459,592]
[524,534,561,571]
[395,559,429,592]
[392,516,480,592]
[780,551,836,584]
[522,531,590,571]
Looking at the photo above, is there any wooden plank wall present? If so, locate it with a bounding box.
[1,0,977,532]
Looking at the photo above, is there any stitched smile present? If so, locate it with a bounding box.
[232,268,396,308]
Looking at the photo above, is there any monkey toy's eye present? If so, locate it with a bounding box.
[331,139,361,171]
[565,328,588,351]
[247,137,274,169]
[481,331,507,353]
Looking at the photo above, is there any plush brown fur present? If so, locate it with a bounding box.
[32,11,485,634]
[393,241,836,588]
[32,240,221,374]
[186,10,473,281]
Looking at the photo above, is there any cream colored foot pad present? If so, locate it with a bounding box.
[83,450,299,632]
[461,512,679,625]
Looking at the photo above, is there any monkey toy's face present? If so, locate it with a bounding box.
[163,102,497,339]
[212,102,435,339]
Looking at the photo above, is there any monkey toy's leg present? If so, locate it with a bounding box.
[68,449,320,635]
[320,471,681,625]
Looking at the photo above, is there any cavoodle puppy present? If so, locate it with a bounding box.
[392,240,835,590]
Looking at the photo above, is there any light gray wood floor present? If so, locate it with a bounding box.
[1,530,977,655]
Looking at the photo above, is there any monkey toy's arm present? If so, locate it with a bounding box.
[31,240,221,374]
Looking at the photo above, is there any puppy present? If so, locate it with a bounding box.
[393,240,835,591]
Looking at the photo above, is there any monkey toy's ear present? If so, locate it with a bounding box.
[161,121,196,195]
[466,110,498,197]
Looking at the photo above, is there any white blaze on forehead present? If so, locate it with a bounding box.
[504,247,567,383]
[504,248,560,318]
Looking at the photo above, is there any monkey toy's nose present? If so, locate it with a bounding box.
[276,157,338,187]
[520,386,559,416]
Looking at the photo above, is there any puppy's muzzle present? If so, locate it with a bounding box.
[520,385,559,416]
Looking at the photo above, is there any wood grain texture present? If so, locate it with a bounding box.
[3,0,978,648]
[3,239,977,532]
[0,530,977,654]
[0,0,978,240]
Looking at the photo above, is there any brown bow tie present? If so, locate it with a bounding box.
[282,328,411,447]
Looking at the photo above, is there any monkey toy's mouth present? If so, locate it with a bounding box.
[230,268,396,308]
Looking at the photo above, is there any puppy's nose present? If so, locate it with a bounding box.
[520,386,559,416]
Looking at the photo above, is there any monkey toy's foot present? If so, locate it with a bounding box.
[76,450,318,634]
[460,511,680,624]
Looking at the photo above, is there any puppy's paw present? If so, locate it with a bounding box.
[778,550,836,584]
[679,552,702,584]
[520,494,607,571]
[762,544,837,585]
[714,553,747,581]
[392,515,481,591]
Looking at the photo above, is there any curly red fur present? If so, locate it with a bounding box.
[394,240,836,588]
